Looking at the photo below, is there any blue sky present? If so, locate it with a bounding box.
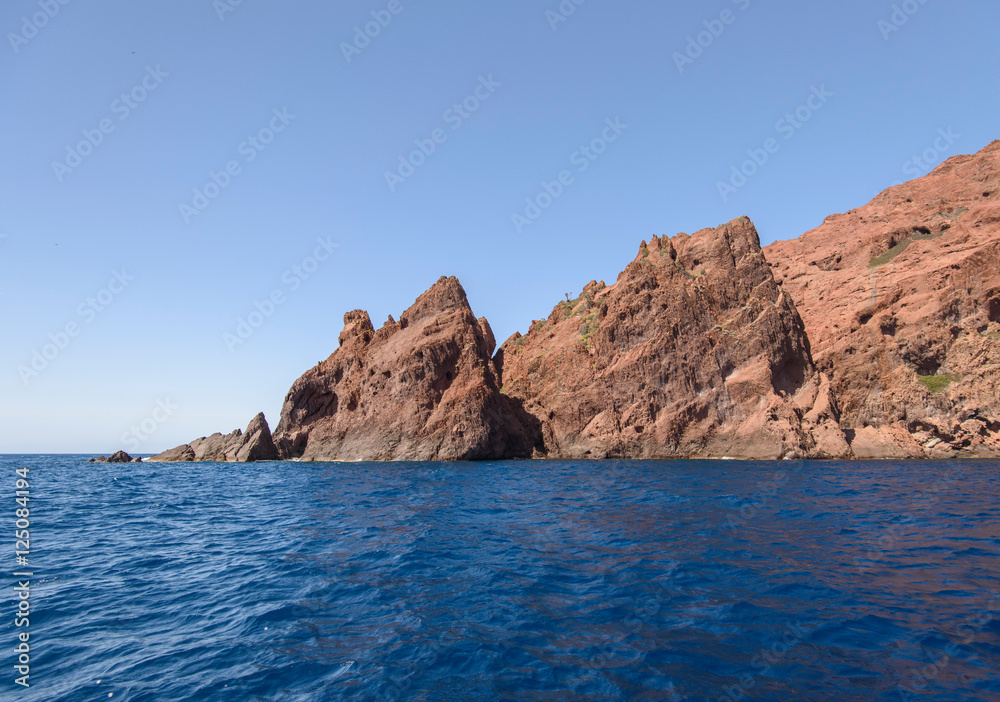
[2,0,998,453]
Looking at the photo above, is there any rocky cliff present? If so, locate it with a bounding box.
[496,217,849,459]
[151,141,1000,462]
[271,276,541,461]
[765,140,1000,458]
[149,412,279,462]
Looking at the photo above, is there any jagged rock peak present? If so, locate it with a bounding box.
[399,275,472,327]
[498,215,848,460]
[339,310,374,346]
[272,276,541,461]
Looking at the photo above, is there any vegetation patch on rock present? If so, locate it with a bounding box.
[869,228,943,268]
[917,373,959,393]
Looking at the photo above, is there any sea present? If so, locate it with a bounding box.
[2,455,999,701]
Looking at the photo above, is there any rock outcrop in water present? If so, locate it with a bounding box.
[765,140,1000,458]
[151,141,1000,461]
[90,450,139,463]
[272,276,542,460]
[149,412,279,462]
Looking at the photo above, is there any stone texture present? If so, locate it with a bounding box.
[765,140,1000,458]
[149,412,280,462]
[496,217,850,459]
[90,450,137,463]
[272,276,542,461]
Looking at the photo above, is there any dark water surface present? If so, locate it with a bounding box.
[3,456,999,701]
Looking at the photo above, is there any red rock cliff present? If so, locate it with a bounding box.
[155,142,1000,462]
[764,140,1000,458]
[272,276,542,461]
[496,217,849,459]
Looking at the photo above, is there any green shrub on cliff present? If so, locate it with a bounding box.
[869,229,942,268]
[917,373,959,393]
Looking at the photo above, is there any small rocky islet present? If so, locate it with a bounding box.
[89,450,141,463]
[143,141,1000,462]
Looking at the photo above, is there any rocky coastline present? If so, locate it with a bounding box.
[146,141,1000,462]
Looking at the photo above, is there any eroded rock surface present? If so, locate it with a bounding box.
[146,142,1000,461]
[496,217,849,459]
[765,140,1000,457]
[150,412,279,462]
[90,450,138,463]
[272,277,541,461]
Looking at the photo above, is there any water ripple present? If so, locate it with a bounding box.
[2,456,999,700]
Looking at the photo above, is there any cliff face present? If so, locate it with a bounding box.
[150,412,279,462]
[496,217,849,459]
[149,142,1000,462]
[272,276,541,461]
[764,140,1000,458]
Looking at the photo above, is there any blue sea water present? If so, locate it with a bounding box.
[2,456,999,701]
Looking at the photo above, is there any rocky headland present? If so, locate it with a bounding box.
[149,141,1000,462]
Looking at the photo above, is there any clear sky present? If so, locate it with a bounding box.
[2,0,998,453]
